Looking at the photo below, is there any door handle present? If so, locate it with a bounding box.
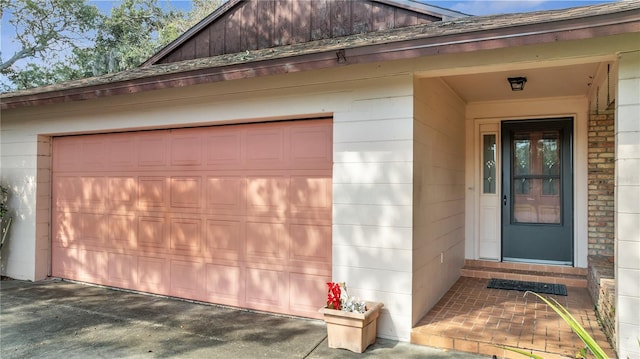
[503,195,507,206]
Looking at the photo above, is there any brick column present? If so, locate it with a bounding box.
[587,110,615,256]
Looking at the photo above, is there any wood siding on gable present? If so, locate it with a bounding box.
[158,0,440,64]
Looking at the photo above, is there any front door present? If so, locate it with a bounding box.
[501,119,573,265]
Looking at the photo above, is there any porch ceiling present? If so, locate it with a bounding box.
[441,62,600,103]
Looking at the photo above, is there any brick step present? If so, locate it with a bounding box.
[461,260,587,288]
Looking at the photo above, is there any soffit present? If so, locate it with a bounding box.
[442,63,601,103]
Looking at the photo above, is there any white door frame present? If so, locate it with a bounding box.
[466,98,588,268]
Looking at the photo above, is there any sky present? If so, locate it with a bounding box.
[0,0,618,87]
[424,0,616,15]
[138,0,619,16]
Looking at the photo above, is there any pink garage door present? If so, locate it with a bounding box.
[51,119,332,319]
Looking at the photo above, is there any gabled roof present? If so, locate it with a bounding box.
[142,0,468,66]
[1,1,639,110]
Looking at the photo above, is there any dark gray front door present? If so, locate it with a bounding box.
[501,119,573,265]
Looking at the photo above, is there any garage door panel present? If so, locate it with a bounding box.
[170,217,202,253]
[170,177,202,209]
[80,140,107,171]
[107,253,138,287]
[170,260,205,299]
[138,256,170,294]
[80,177,107,209]
[204,219,243,260]
[138,216,168,249]
[205,264,244,304]
[289,224,331,263]
[246,128,286,169]
[138,177,168,208]
[53,176,82,208]
[246,176,288,216]
[53,211,81,248]
[246,222,287,260]
[205,176,244,214]
[290,176,332,219]
[53,139,80,171]
[205,131,244,169]
[52,119,332,318]
[78,249,108,282]
[138,132,168,168]
[80,212,107,246]
[290,124,333,169]
[51,247,79,277]
[107,214,136,249]
[108,177,137,207]
[245,267,287,308]
[53,176,107,211]
[289,273,329,318]
[171,132,202,166]
[107,137,137,169]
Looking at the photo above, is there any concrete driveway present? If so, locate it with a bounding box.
[1,279,488,358]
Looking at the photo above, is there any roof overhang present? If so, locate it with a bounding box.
[1,2,639,110]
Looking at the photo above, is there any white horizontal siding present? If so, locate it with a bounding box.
[333,183,413,205]
[333,118,413,143]
[333,204,412,227]
[333,140,413,163]
[332,245,412,272]
[332,224,413,250]
[412,77,466,325]
[616,50,640,359]
[333,162,412,184]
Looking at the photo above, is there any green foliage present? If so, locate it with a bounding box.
[0,185,8,219]
[1,0,221,91]
[159,0,222,44]
[78,0,181,75]
[0,185,11,251]
[1,0,100,85]
[501,291,608,359]
[496,345,545,359]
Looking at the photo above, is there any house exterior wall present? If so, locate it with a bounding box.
[615,49,640,359]
[412,77,466,324]
[1,31,638,346]
[0,64,416,340]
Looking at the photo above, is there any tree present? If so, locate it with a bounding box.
[1,0,222,91]
[75,0,183,77]
[159,0,222,44]
[0,0,100,73]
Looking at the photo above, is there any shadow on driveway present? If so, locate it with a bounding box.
[1,279,488,358]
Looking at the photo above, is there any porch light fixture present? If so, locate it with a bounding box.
[508,77,527,91]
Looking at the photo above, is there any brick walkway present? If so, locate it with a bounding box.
[411,277,615,359]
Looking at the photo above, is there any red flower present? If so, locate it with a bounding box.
[326,282,341,310]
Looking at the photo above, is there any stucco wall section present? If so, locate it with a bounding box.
[412,77,466,324]
[615,50,640,359]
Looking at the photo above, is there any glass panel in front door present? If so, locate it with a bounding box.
[512,130,561,224]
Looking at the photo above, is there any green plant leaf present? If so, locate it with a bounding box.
[497,345,546,359]
[524,291,608,359]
